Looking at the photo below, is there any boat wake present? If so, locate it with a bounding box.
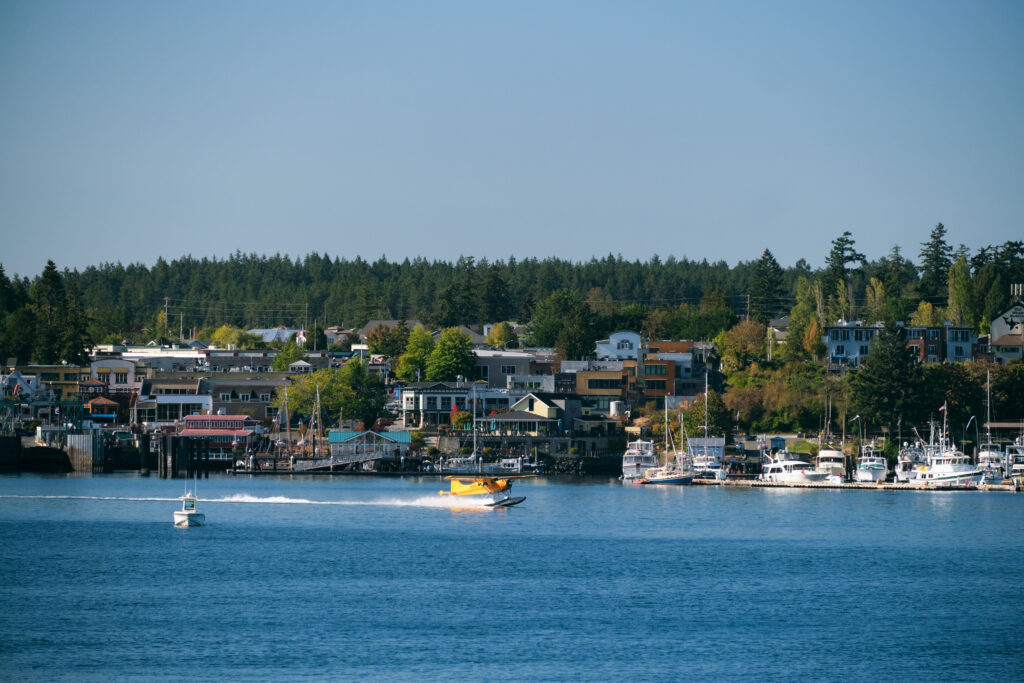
[213,493,492,508]
[0,493,494,509]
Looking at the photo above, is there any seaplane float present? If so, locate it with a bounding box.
[438,475,531,507]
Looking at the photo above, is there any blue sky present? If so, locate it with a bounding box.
[1,1,1021,276]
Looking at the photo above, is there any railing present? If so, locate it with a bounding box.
[292,449,400,471]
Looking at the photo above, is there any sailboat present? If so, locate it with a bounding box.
[640,403,693,485]
[173,460,205,527]
[978,369,1006,484]
[690,372,728,480]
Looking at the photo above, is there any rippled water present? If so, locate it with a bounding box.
[1,474,1022,681]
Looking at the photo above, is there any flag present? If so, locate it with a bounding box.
[938,405,946,412]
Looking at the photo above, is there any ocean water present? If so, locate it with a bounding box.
[1,474,1022,682]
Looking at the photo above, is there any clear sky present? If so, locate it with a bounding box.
[1,1,1021,277]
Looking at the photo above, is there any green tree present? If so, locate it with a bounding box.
[394,325,435,382]
[719,321,767,371]
[31,260,65,363]
[277,360,385,429]
[825,231,865,292]
[919,222,953,303]
[58,282,91,365]
[366,322,409,358]
[528,290,588,347]
[849,325,918,436]
[425,327,477,381]
[783,277,818,362]
[863,277,886,324]
[485,321,518,349]
[946,256,977,329]
[683,390,734,441]
[273,339,307,371]
[910,301,943,327]
[1,306,36,365]
[750,249,784,324]
[555,300,595,362]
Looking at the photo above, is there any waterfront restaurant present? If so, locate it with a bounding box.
[178,414,264,456]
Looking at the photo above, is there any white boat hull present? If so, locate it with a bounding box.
[854,467,887,483]
[764,471,830,483]
[173,511,205,527]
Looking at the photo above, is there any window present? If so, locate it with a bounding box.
[835,345,845,355]
[588,379,621,390]
[266,406,279,418]
[220,393,231,401]
[260,393,271,402]
[41,373,59,381]
[114,372,128,384]
[616,340,633,350]
[927,344,937,356]
[854,330,863,341]
[240,393,250,402]
[500,365,516,375]
[440,397,452,411]
[859,345,869,355]
[927,329,940,340]
[97,372,110,383]
[426,397,437,410]
[477,366,489,381]
[644,380,666,391]
[646,364,666,375]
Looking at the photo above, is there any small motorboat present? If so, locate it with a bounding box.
[174,491,205,527]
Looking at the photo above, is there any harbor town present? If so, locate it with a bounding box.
[2,283,1022,492]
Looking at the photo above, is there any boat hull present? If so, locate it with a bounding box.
[641,474,693,485]
[854,467,887,483]
[173,511,204,527]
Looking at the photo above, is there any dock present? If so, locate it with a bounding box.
[691,478,1020,493]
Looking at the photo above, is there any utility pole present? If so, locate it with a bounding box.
[745,294,750,322]
[179,312,183,340]
[164,297,169,337]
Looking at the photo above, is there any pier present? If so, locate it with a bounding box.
[691,478,1021,493]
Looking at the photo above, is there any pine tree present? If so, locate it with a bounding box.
[825,231,865,292]
[750,249,784,324]
[849,325,918,436]
[58,282,91,365]
[919,222,953,303]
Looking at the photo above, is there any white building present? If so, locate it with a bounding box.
[595,331,641,361]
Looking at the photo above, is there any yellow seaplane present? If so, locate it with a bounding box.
[438,475,531,507]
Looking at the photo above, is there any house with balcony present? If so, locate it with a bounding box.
[210,378,288,423]
[135,377,212,427]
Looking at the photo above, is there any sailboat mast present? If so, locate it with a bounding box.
[284,387,292,457]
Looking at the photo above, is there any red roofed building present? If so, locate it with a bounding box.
[178,414,264,448]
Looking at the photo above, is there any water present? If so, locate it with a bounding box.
[1,474,1022,682]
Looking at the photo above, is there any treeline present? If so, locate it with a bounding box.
[0,225,1022,365]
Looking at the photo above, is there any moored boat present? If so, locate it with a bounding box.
[622,439,658,482]
[760,450,830,483]
[854,443,888,483]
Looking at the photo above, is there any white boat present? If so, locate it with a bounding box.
[908,451,984,487]
[854,443,888,483]
[815,447,846,482]
[622,439,658,482]
[173,491,205,527]
[895,442,927,482]
[760,450,830,483]
[908,405,984,487]
[977,443,1006,485]
[1002,437,1024,484]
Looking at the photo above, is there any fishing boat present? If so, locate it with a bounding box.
[173,492,205,527]
[622,439,657,482]
[894,441,927,482]
[907,404,984,487]
[853,443,888,483]
[438,476,528,507]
